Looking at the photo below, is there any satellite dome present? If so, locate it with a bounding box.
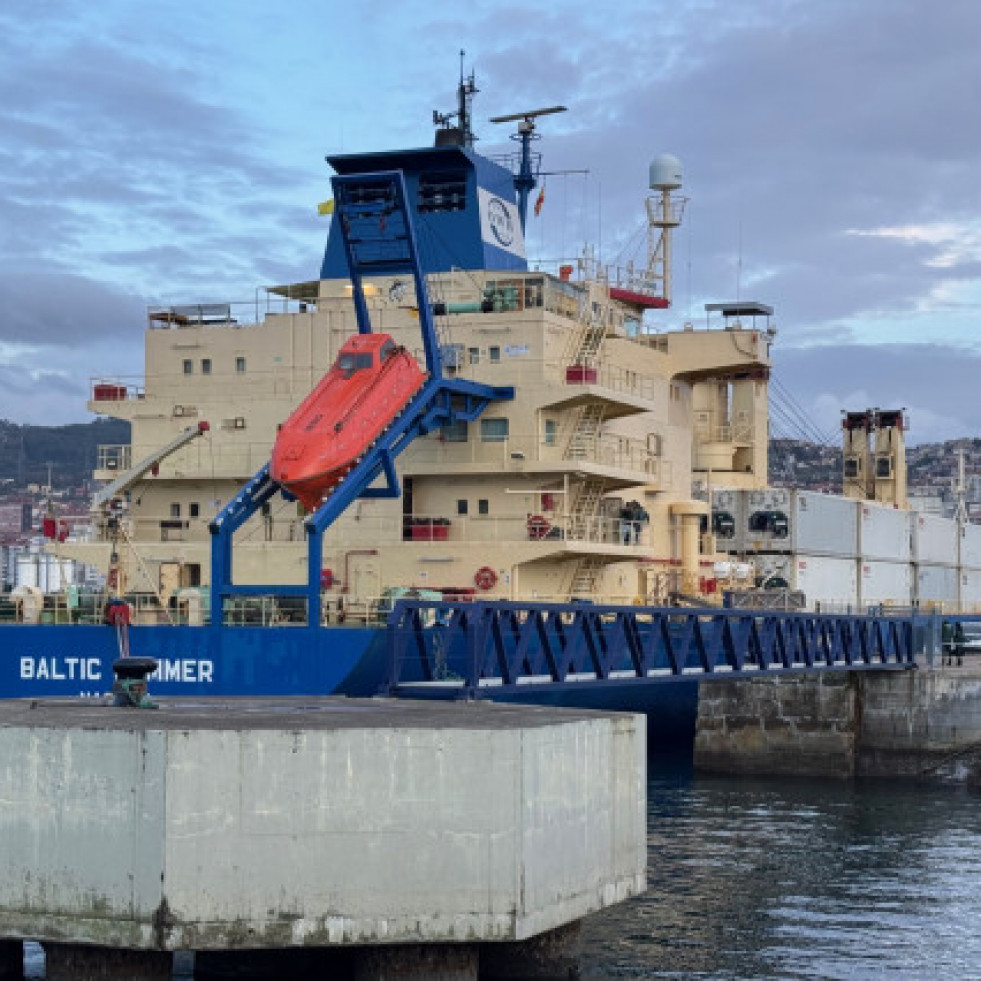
[649,154,683,190]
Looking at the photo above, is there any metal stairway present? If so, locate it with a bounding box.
[210,170,514,627]
[564,403,605,461]
[566,477,607,541]
[569,556,605,596]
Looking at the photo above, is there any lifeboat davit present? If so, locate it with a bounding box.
[271,334,427,510]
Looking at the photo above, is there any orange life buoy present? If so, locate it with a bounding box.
[474,566,498,590]
[526,514,551,540]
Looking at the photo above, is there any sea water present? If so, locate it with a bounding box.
[580,754,981,979]
[23,757,981,979]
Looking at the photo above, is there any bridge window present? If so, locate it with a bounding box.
[457,499,468,515]
[201,358,212,375]
[544,419,557,445]
[189,502,200,518]
[236,357,246,374]
[418,171,467,213]
[478,499,489,515]
[489,346,500,363]
[481,418,509,442]
[468,347,480,365]
[183,359,193,375]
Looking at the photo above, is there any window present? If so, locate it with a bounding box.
[489,346,501,363]
[478,499,489,515]
[235,357,246,374]
[481,418,509,442]
[441,420,468,442]
[189,502,200,518]
[418,171,467,213]
[457,499,468,515]
[170,503,181,518]
[201,359,212,375]
[544,419,557,445]
[337,352,372,373]
[468,347,480,365]
[182,359,193,375]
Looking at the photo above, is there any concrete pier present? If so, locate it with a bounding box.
[0,697,646,979]
[694,663,981,781]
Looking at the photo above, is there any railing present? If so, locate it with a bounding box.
[407,430,664,481]
[90,378,145,401]
[382,601,921,697]
[147,288,318,330]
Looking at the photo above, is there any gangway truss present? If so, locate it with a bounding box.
[382,600,924,699]
[210,171,514,626]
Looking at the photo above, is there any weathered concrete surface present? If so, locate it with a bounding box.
[694,664,981,782]
[694,673,858,778]
[480,921,581,979]
[0,697,646,953]
[857,664,981,781]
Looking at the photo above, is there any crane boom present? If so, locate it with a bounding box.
[92,422,210,509]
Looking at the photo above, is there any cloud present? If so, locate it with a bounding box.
[772,342,981,445]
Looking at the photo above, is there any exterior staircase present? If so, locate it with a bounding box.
[569,556,604,597]
[566,477,607,541]
[564,403,606,461]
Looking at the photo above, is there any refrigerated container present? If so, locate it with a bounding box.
[754,553,859,610]
[960,568,981,610]
[708,486,744,552]
[859,560,912,607]
[959,521,981,570]
[858,503,911,562]
[915,563,958,605]
[911,513,958,566]
[744,489,858,558]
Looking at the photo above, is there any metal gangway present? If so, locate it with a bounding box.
[381,600,933,700]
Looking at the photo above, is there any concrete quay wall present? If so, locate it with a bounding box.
[694,665,981,782]
[0,697,646,966]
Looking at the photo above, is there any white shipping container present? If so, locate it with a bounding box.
[858,503,911,562]
[911,513,958,566]
[960,521,981,570]
[755,553,858,609]
[915,564,958,604]
[859,561,912,607]
[744,489,858,558]
[960,569,981,610]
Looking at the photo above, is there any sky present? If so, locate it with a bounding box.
[1,0,979,445]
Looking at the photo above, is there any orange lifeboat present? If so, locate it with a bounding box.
[271,334,427,510]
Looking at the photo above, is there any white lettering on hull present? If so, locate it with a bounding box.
[18,657,214,686]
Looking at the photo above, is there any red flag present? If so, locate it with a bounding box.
[534,186,545,217]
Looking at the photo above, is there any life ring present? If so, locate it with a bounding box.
[474,566,498,590]
[526,514,551,540]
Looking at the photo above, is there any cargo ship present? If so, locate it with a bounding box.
[4,74,977,717]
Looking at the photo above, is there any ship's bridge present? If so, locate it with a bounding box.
[321,147,527,279]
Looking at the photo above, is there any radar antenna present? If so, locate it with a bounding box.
[489,105,567,231]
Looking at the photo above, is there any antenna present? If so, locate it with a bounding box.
[433,51,479,149]
[489,105,567,231]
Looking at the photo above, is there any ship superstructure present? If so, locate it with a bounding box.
[58,89,773,623]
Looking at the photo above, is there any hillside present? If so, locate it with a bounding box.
[0,418,131,490]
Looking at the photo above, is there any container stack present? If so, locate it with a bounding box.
[713,487,981,611]
[911,513,959,607]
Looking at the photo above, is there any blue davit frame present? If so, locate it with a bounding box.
[209,170,514,626]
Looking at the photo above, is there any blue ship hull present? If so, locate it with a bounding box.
[0,622,697,743]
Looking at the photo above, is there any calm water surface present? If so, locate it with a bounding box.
[24,755,981,979]
[581,753,981,979]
